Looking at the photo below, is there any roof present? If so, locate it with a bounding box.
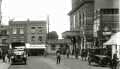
[68,0,94,15]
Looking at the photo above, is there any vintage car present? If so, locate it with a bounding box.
[11,48,28,65]
[88,48,111,66]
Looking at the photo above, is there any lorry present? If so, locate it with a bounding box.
[10,42,28,65]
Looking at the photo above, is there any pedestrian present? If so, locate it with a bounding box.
[75,48,79,59]
[56,48,61,64]
[7,50,11,62]
[111,54,118,69]
[2,51,6,62]
[66,49,70,58]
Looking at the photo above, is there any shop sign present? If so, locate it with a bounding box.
[103,32,112,35]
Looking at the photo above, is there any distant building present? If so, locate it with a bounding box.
[9,19,47,55]
[0,25,9,51]
[9,20,27,48]
[27,20,47,44]
[26,20,47,56]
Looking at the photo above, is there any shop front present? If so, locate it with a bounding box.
[103,32,120,60]
[26,43,46,56]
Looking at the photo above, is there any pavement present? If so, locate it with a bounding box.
[0,59,10,69]
[0,56,11,69]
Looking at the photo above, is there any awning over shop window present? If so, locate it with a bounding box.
[62,31,82,38]
[26,43,46,49]
[103,32,120,45]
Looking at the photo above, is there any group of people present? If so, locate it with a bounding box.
[55,48,87,64]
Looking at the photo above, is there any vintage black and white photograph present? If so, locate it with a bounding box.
[0,0,119,69]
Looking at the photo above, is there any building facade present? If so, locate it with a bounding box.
[27,20,47,44]
[62,0,94,55]
[0,25,9,51]
[93,0,119,47]
[26,20,47,56]
[9,19,47,56]
[9,20,27,48]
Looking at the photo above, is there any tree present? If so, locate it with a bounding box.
[46,31,58,40]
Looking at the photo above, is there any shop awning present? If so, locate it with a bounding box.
[62,31,83,38]
[26,43,46,49]
[103,32,120,45]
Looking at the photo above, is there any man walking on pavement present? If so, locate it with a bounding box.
[56,48,61,64]
[2,51,6,63]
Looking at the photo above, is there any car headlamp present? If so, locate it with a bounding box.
[24,55,27,57]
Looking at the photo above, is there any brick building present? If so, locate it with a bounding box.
[9,20,27,48]
[26,20,47,56]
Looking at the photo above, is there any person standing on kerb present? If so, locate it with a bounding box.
[56,48,61,64]
[111,54,118,69]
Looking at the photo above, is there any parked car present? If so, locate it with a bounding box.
[88,48,111,66]
[11,48,28,65]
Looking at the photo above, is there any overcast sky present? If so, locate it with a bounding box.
[1,0,72,39]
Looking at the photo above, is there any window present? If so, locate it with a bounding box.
[51,44,56,50]
[20,28,24,34]
[31,36,35,41]
[38,27,42,29]
[16,28,20,34]
[38,36,42,41]
[2,39,7,44]
[1,30,7,35]
[13,29,16,34]
[73,15,76,29]
[38,30,42,34]
[31,27,35,29]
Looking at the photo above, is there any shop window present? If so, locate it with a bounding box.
[13,29,16,34]
[31,27,35,29]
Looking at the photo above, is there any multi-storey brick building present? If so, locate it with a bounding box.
[26,20,47,56]
[9,19,47,55]
[27,20,47,44]
[9,20,27,48]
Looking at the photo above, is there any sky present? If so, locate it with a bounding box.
[1,0,72,39]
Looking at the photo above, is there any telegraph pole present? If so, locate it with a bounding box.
[47,15,49,38]
[45,15,49,56]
